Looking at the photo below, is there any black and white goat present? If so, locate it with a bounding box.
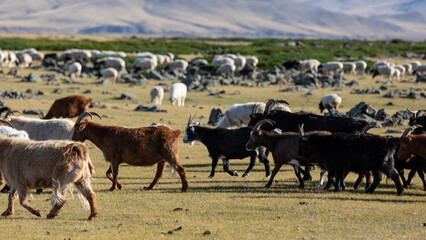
[183,115,271,178]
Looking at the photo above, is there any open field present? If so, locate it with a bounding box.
[0,59,425,240]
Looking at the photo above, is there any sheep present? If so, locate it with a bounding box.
[165,60,188,73]
[298,59,321,72]
[99,67,118,85]
[190,59,209,67]
[212,56,234,65]
[169,83,187,106]
[100,50,126,58]
[233,56,246,70]
[155,54,165,64]
[392,68,401,81]
[65,62,82,81]
[58,49,91,63]
[150,86,164,106]
[413,64,426,76]
[15,52,32,68]
[134,52,157,64]
[131,58,157,73]
[402,63,413,74]
[165,52,174,61]
[245,56,259,68]
[216,63,236,78]
[318,94,342,113]
[96,57,126,72]
[216,102,291,129]
[342,62,356,75]
[371,61,390,72]
[319,62,343,76]
[7,52,17,67]
[393,65,406,76]
[408,61,421,72]
[372,65,395,81]
[41,95,92,119]
[0,135,98,220]
[354,60,367,75]
[72,112,188,192]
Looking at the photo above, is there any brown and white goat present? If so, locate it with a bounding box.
[398,125,426,161]
[42,95,92,119]
[72,112,188,192]
[246,120,330,188]
[0,135,97,220]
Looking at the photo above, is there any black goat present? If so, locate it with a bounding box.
[298,133,403,195]
[183,115,270,178]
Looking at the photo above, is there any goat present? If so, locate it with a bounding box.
[398,125,426,162]
[298,133,403,195]
[318,94,341,114]
[0,135,97,220]
[150,86,164,106]
[183,115,271,178]
[41,95,92,119]
[246,120,331,188]
[169,83,187,106]
[72,112,187,192]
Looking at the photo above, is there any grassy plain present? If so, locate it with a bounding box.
[0,57,425,239]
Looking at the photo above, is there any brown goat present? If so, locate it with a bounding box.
[42,95,92,119]
[0,135,97,220]
[72,112,188,192]
[398,125,426,161]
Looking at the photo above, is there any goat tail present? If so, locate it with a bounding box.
[51,179,71,207]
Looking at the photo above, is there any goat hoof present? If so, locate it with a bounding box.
[117,184,123,190]
[88,213,97,220]
[299,185,304,189]
[46,214,56,219]
[143,187,153,191]
[1,211,12,217]
[242,173,248,178]
[181,188,187,192]
[109,187,117,192]
[232,171,238,176]
[35,210,42,217]
[208,175,214,178]
[36,189,43,194]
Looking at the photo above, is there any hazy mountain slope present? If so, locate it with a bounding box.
[0,0,424,39]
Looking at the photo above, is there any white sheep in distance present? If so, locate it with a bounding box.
[413,64,426,76]
[15,53,32,68]
[155,54,165,64]
[392,68,401,81]
[99,67,118,85]
[245,56,259,68]
[165,52,174,61]
[354,60,367,75]
[216,63,236,78]
[134,52,157,63]
[393,65,406,76]
[169,83,187,106]
[319,94,342,113]
[342,62,356,74]
[408,61,421,72]
[371,61,390,72]
[299,59,321,72]
[150,86,164,106]
[131,58,157,73]
[234,56,246,70]
[320,62,343,76]
[7,52,17,67]
[212,56,234,65]
[216,102,291,129]
[96,57,126,72]
[372,65,395,81]
[402,63,412,75]
[65,62,82,81]
[58,49,91,63]
[0,135,98,220]
[190,59,208,67]
[165,60,188,73]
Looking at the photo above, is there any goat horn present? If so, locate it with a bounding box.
[0,120,14,128]
[187,114,192,126]
[191,113,197,124]
[0,107,10,118]
[76,112,93,125]
[360,125,374,134]
[276,99,290,106]
[4,108,15,119]
[89,112,102,120]
[253,119,275,132]
[401,124,422,138]
[264,99,276,114]
[298,124,304,136]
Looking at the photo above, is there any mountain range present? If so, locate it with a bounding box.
[0,0,425,40]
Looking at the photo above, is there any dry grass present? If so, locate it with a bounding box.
[0,63,425,240]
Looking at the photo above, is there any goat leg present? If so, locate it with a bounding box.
[302,166,312,182]
[366,171,382,194]
[416,170,426,191]
[1,189,17,217]
[18,189,42,217]
[222,159,238,176]
[242,155,256,178]
[208,157,219,178]
[107,163,121,191]
[265,163,283,188]
[406,169,416,186]
[398,168,409,188]
[145,161,166,190]
[293,166,304,189]
[106,164,122,191]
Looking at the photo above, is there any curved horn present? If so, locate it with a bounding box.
[4,108,15,119]
[264,99,277,114]
[253,119,275,132]
[0,120,14,128]
[187,114,192,126]
[276,99,290,106]
[361,125,374,134]
[401,124,422,138]
[76,112,93,125]
[0,107,10,118]
[89,112,102,120]
[298,124,304,136]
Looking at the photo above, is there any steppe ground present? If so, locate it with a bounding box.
[0,57,425,240]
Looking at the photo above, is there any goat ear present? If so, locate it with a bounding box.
[79,124,86,131]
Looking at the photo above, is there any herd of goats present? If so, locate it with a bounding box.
[0,48,425,221]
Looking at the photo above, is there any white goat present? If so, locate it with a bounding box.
[66,62,82,81]
[413,64,426,76]
[372,65,395,81]
[299,59,321,72]
[234,56,246,70]
[216,102,291,129]
[342,62,356,75]
[99,67,118,85]
[131,58,157,73]
[169,83,187,106]
[216,63,236,78]
[165,60,188,73]
[354,61,367,75]
[150,86,164,106]
[0,135,98,220]
[15,53,32,68]
[245,56,259,68]
[319,94,342,113]
[320,62,343,76]
[96,57,126,72]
